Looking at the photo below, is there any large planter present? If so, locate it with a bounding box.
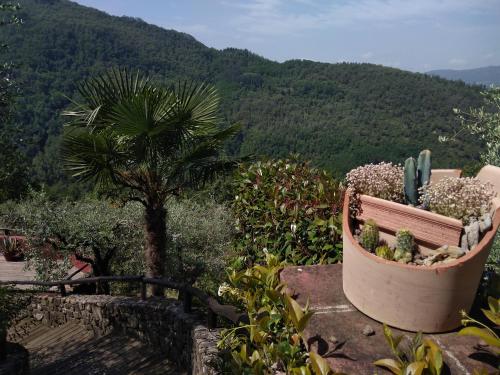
[342,165,500,333]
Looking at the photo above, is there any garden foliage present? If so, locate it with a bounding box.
[218,254,337,375]
[374,324,443,375]
[459,296,500,355]
[232,157,344,266]
[166,198,235,292]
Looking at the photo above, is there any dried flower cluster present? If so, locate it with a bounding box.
[421,177,496,223]
[346,162,404,214]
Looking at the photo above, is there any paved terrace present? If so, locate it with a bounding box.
[281,264,498,374]
[0,257,35,286]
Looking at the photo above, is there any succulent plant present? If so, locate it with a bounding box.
[394,229,414,263]
[404,149,431,206]
[361,219,379,251]
[375,245,394,260]
[417,149,432,187]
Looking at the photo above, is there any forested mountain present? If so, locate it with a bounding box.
[0,0,486,192]
[428,66,500,87]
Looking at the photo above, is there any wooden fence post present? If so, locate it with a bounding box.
[207,309,217,329]
[140,279,147,300]
[183,290,192,313]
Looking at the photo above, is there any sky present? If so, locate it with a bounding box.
[74,0,500,73]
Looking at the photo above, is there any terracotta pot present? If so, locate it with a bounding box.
[343,165,500,333]
[0,235,25,262]
[2,252,24,262]
[429,169,462,184]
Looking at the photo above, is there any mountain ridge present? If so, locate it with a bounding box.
[427,65,500,86]
[0,0,485,190]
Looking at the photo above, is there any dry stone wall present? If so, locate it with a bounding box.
[8,294,222,375]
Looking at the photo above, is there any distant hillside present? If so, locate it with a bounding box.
[427,66,500,86]
[0,0,485,191]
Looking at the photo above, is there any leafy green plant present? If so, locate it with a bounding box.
[440,88,500,167]
[459,297,500,355]
[218,253,339,374]
[232,157,344,266]
[374,324,443,375]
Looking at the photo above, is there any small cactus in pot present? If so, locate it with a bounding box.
[361,219,379,252]
[375,245,394,260]
[394,229,414,263]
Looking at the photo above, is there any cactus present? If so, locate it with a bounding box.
[404,149,432,206]
[404,157,418,205]
[417,150,431,187]
[361,219,379,251]
[375,245,394,260]
[394,229,414,263]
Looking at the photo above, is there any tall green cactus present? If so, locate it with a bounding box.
[417,149,431,188]
[404,157,418,205]
[404,149,432,206]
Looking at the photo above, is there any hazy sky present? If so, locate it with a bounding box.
[74,0,500,73]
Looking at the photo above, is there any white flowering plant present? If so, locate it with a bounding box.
[420,177,496,223]
[346,162,404,214]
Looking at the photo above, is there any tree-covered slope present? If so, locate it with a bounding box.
[1,0,485,188]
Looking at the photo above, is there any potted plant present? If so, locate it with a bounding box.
[1,235,24,262]
[342,157,500,333]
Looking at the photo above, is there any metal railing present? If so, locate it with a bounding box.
[0,275,247,329]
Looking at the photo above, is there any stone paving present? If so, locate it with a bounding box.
[281,264,499,374]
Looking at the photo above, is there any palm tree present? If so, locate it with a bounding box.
[62,69,241,295]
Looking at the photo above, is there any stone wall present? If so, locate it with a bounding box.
[8,294,221,375]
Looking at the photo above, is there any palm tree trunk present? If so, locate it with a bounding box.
[144,203,166,296]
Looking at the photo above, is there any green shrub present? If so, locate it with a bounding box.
[232,157,344,266]
[166,198,235,292]
[218,254,336,374]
